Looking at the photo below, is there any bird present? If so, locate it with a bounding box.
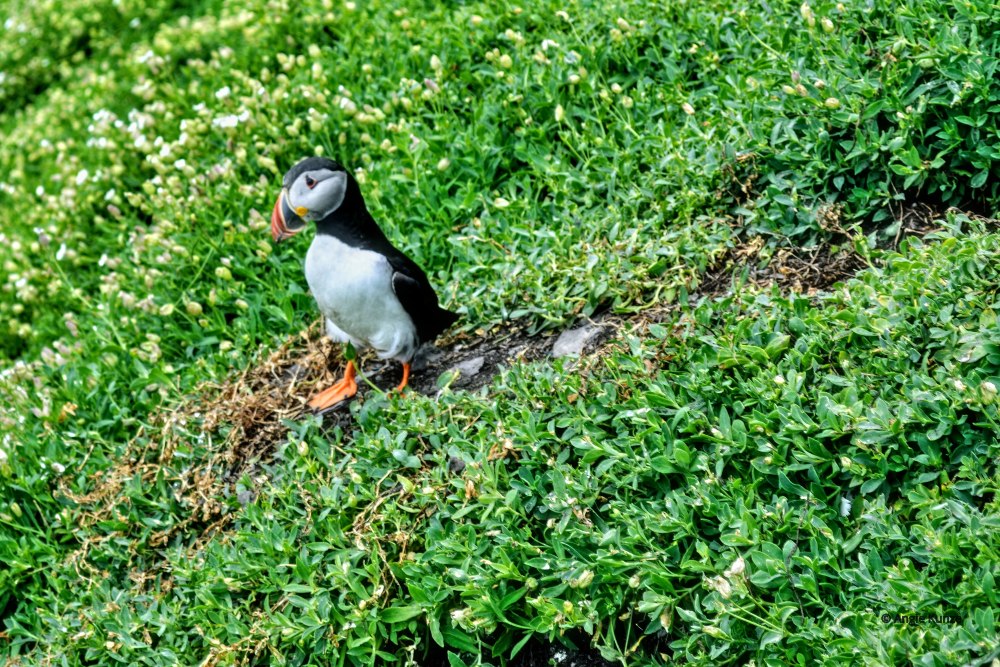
[270,156,458,410]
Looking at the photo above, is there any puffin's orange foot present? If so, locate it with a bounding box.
[308,362,358,410]
[391,362,412,396]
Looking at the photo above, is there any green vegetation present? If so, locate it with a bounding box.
[1,0,998,665]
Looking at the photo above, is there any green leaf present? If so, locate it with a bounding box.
[760,630,783,648]
[778,472,809,498]
[380,605,424,623]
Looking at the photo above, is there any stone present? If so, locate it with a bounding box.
[453,355,485,378]
[551,324,603,358]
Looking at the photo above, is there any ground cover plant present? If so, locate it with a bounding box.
[1,0,999,664]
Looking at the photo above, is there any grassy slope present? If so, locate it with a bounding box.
[1,0,999,664]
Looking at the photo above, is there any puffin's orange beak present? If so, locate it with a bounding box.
[271,190,304,242]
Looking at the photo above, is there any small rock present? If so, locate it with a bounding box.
[448,456,466,474]
[452,355,485,378]
[551,324,603,358]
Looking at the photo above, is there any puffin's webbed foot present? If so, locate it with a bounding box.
[308,361,358,410]
[391,362,411,395]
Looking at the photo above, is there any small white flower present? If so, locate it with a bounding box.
[75,169,89,185]
[953,379,966,391]
[706,575,732,598]
[541,39,559,51]
[51,462,65,475]
[774,374,785,385]
[338,97,357,114]
[215,85,232,100]
[56,243,67,261]
[682,102,695,115]
[436,157,450,171]
[212,114,240,129]
[493,197,511,209]
[726,557,745,577]
[554,104,565,122]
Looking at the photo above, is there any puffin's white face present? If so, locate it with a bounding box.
[271,166,348,242]
[286,168,348,222]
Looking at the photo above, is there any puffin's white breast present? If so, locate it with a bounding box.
[304,234,418,361]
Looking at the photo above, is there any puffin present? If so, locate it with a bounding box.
[270,157,458,410]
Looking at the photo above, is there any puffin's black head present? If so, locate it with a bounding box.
[271,157,351,242]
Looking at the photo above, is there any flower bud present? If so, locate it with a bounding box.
[800,3,816,27]
[571,570,594,588]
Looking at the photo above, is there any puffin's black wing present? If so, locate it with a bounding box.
[345,206,457,342]
[388,256,459,343]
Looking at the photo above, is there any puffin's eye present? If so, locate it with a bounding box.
[304,175,317,189]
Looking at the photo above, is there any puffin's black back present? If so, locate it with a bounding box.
[304,159,459,343]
